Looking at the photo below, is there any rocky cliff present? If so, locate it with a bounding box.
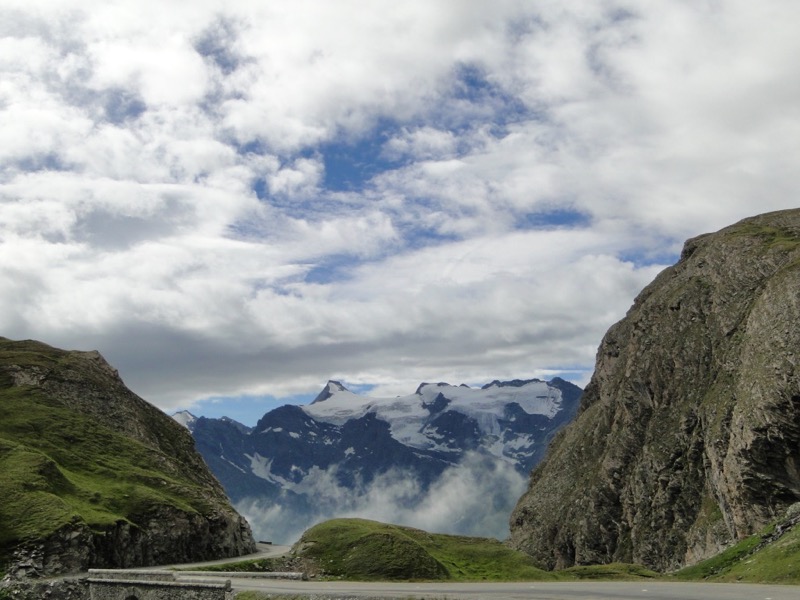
[508,209,800,572]
[0,338,256,577]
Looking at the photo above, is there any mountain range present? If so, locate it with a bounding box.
[174,377,582,543]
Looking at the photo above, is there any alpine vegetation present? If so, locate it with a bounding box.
[0,338,256,577]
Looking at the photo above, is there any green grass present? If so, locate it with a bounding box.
[206,515,800,586]
[672,520,800,584]
[210,518,662,584]
[563,563,659,580]
[0,396,203,543]
[726,223,800,251]
[671,533,763,581]
[293,518,559,582]
[0,344,217,565]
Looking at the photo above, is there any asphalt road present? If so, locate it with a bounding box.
[119,544,798,599]
[129,542,292,570]
[230,579,800,600]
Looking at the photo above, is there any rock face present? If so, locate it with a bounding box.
[0,338,256,576]
[508,209,800,572]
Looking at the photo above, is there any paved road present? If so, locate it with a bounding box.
[130,542,291,570]
[118,545,798,599]
[231,579,799,600]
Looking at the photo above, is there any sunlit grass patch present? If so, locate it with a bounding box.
[292,518,556,581]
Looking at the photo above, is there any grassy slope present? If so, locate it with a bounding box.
[290,518,658,582]
[294,518,552,581]
[222,516,800,586]
[0,349,213,565]
[672,518,800,584]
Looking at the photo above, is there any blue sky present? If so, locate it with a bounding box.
[1,1,799,426]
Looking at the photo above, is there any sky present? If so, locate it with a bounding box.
[1,0,799,426]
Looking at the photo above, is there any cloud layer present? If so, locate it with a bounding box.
[237,452,528,544]
[1,1,798,413]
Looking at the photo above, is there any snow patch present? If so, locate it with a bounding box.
[303,379,564,451]
[172,410,197,430]
[247,452,290,486]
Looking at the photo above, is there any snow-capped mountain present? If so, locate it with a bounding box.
[175,377,582,544]
[304,378,574,471]
[172,409,198,430]
[174,411,252,435]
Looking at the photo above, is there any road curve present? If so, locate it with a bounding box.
[231,579,799,600]
[128,542,291,570]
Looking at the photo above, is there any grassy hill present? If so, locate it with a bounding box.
[220,515,799,585]
[0,389,207,555]
[290,518,555,581]
[672,504,800,584]
[285,518,658,582]
[0,337,254,574]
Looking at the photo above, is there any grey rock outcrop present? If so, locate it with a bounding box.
[508,209,800,571]
[0,576,90,600]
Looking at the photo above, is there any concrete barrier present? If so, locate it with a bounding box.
[86,566,306,599]
[87,571,231,600]
[175,570,308,581]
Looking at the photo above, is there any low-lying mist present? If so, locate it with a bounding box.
[236,451,527,544]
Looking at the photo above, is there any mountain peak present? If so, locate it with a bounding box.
[185,374,583,543]
[414,382,451,395]
[481,377,544,390]
[311,380,349,404]
[172,410,198,430]
[219,415,253,434]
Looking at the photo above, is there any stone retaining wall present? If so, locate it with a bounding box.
[87,569,175,581]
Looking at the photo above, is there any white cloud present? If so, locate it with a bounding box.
[268,157,323,197]
[0,1,798,415]
[383,127,459,162]
[236,451,528,543]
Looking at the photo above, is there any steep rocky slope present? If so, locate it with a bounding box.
[0,338,256,576]
[508,209,800,572]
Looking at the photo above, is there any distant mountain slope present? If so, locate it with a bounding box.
[176,377,582,543]
[508,209,800,572]
[0,338,256,577]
